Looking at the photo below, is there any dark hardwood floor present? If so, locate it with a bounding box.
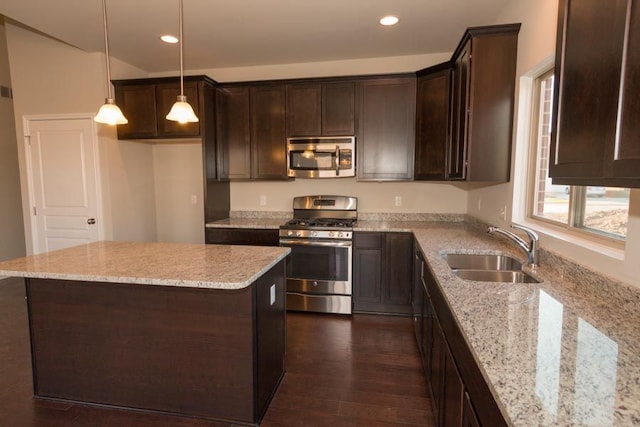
[0,277,433,426]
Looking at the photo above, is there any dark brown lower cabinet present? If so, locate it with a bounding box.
[25,260,286,425]
[462,392,481,427]
[416,248,507,427]
[205,227,280,246]
[353,232,413,314]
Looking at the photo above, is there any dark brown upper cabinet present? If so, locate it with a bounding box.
[451,24,520,182]
[550,0,640,187]
[216,86,252,180]
[357,76,417,181]
[216,83,288,181]
[414,24,519,182]
[113,76,214,140]
[251,85,288,179]
[286,82,356,137]
[415,65,452,180]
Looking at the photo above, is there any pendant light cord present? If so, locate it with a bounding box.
[179,0,184,96]
[101,0,113,99]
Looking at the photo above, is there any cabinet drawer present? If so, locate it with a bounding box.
[354,232,383,249]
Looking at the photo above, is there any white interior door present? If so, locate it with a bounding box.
[25,116,102,254]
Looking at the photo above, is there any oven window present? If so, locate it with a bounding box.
[285,244,349,282]
[290,150,336,170]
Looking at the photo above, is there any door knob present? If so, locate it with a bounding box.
[87,218,96,225]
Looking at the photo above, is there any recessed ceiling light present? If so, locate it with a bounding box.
[160,35,179,44]
[379,15,399,26]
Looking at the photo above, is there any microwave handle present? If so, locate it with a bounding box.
[335,146,340,176]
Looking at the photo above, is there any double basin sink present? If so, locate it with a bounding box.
[443,253,539,284]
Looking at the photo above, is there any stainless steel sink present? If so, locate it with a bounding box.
[452,269,539,283]
[443,253,522,271]
[442,253,539,284]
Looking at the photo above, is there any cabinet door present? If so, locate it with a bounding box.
[449,41,470,180]
[358,77,416,180]
[353,232,383,311]
[217,87,251,180]
[322,82,356,136]
[431,314,446,425]
[550,0,627,182]
[443,344,464,427]
[250,85,288,180]
[606,0,640,182]
[286,84,321,136]
[412,249,425,353]
[115,84,158,139]
[462,392,481,427]
[383,233,413,313]
[156,82,201,138]
[415,69,451,180]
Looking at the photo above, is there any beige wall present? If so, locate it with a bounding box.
[466,0,640,288]
[231,180,467,213]
[0,18,26,261]
[5,23,157,252]
[153,141,204,243]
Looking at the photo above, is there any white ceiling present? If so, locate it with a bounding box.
[0,0,512,73]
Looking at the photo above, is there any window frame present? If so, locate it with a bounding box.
[525,68,627,247]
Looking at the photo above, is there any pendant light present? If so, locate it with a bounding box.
[94,0,128,125]
[166,0,199,123]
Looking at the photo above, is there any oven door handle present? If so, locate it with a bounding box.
[279,239,352,248]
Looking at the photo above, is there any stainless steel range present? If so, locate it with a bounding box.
[279,195,357,315]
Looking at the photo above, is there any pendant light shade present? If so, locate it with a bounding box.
[94,0,128,125]
[166,0,199,123]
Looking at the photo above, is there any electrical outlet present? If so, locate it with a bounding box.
[259,195,267,206]
[500,205,507,220]
[478,198,482,211]
[395,196,402,207]
[190,195,197,205]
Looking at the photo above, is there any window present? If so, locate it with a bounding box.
[528,69,630,240]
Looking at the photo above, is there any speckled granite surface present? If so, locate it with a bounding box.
[0,241,289,290]
[409,222,640,426]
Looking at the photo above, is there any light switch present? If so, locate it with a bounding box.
[270,284,276,306]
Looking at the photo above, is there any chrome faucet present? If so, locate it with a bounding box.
[487,224,539,268]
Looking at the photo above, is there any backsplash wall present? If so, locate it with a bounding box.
[230,179,467,213]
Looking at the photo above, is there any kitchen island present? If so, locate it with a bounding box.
[0,241,290,426]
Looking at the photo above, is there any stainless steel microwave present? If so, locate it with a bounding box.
[287,136,355,178]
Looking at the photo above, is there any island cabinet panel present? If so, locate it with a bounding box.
[205,227,280,246]
[415,67,452,180]
[550,0,640,187]
[25,260,286,425]
[353,232,413,314]
[415,258,508,427]
[357,76,416,181]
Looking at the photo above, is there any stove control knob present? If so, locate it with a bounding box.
[287,230,293,236]
[296,231,302,237]
[328,231,335,238]
[337,232,343,238]
[311,231,318,237]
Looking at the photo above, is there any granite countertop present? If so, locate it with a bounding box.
[0,241,290,290]
[408,222,640,426]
